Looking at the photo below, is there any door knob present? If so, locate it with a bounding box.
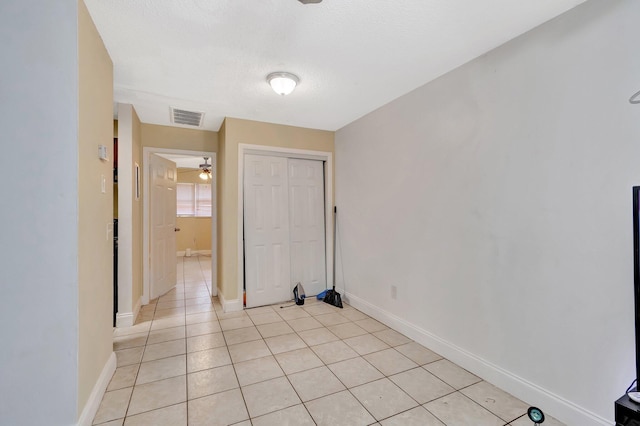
[175,228,181,232]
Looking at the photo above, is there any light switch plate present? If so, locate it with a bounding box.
[98,145,108,161]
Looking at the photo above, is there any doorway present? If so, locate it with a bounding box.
[238,144,333,309]
[142,147,217,305]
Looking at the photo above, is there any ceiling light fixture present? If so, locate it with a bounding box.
[298,0,323,4]
[267,72,300,96]
[199,157,212,180]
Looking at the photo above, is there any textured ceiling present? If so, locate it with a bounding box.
[86,0,587,132]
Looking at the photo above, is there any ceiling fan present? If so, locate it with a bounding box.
[199,157,212,181]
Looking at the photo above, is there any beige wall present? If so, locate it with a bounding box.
[77,0,114,418]
[176,169,212,252]
[218,118,334,301]
[141,123,218,152]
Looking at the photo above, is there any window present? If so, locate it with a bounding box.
[177,183,211,217]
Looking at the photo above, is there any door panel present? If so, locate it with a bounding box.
[244,155,291,307]
[288,159,326,297]
[150,154,177,300]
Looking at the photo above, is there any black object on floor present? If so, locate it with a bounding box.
[324,206,343,309]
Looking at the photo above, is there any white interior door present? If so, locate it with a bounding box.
[289,159,326,296]
[150,153,177,300]
[244,155,291,308]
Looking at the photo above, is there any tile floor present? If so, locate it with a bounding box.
[94,255,565,426]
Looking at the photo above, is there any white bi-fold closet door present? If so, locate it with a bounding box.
[244,154,326,308]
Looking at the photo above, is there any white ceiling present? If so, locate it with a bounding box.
[86,0,587,132]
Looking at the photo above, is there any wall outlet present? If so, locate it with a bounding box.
[390,285,397,299]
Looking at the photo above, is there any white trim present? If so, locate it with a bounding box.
[217,289,242,313]
[143,147,217,306]
[344,292,610,426]
[237,144,333,311]
[76,352,116,426]
[115,296,141,328]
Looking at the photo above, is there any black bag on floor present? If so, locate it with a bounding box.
[293,282,306,305]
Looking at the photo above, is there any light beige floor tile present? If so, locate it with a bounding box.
[372,329,412,347]
[147,326,186,345]
[128,375,187,416]
[223,326,262,346]
[216,310,249,320]
[142,339,186,362]
[113,322,151,338]
[150,316,185,331]
[303,303,340,316]
[186,320,221,337]
[241,376,301,418]
[219,316,255,331]
[92,387,132,424]
[423,359,481,390]
[154,307,186,319]
[298,328,339,346]
[328,357,384,388]
[340,308,370,321]
[251,404,315,426]
[354,318,389,333]
[187,364,239,400]
[113,332,148,351]
[156,299,185,310]
[287,316,323,332]
[264,333,307,354]
[315,313,351,326]
[305,390,375,426]
[461,381,530,422]
[245,305,277,316]
[234,355,284,386]
[425,392,504,426]
[136,355,186,385]
[184,296,211,306]
[158,292,185,302]
[343,334,389,355]
[351,378,417,421]
[186,332,226,352]
[249,311,283,325]
[380,406,444,426]
[327,322,368,339]
[364,348,418,376]
[186,304,215,315]
[95,419,123,426]
[188,388,249,426]
[257,321,295,338]
[395,342,442,365]
[123,403,186,426]
[389,367,454,404]
[187,347,231,373]
[115,347,144,367]
[311,340,359,364]
[288,366,345,402]
[185,311,218,325]
[278,307,311,321]
[107,365,139,391]
[228,339,271,363]
[275,347,324,375]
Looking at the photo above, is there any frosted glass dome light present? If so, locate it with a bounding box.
[267,72,300,96]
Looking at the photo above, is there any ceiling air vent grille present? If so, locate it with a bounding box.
[171,107,204,127]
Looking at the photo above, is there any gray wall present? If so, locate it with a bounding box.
[335,1,640,424]
[0,0,79,424]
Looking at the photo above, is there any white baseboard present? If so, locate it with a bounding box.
[177,249,212,257]
[115,296,141,328]
[76,352,116,426]
[218,289,242,313]
[344,292,610,426]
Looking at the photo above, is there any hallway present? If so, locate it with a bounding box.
[93,256,564,425]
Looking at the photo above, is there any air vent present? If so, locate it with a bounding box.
[170,107,204,127]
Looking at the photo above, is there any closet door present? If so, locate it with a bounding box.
[289,159,326,297]
[244,155,291,307]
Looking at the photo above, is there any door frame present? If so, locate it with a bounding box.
[237,144,333,309]
[143,147,217,305]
